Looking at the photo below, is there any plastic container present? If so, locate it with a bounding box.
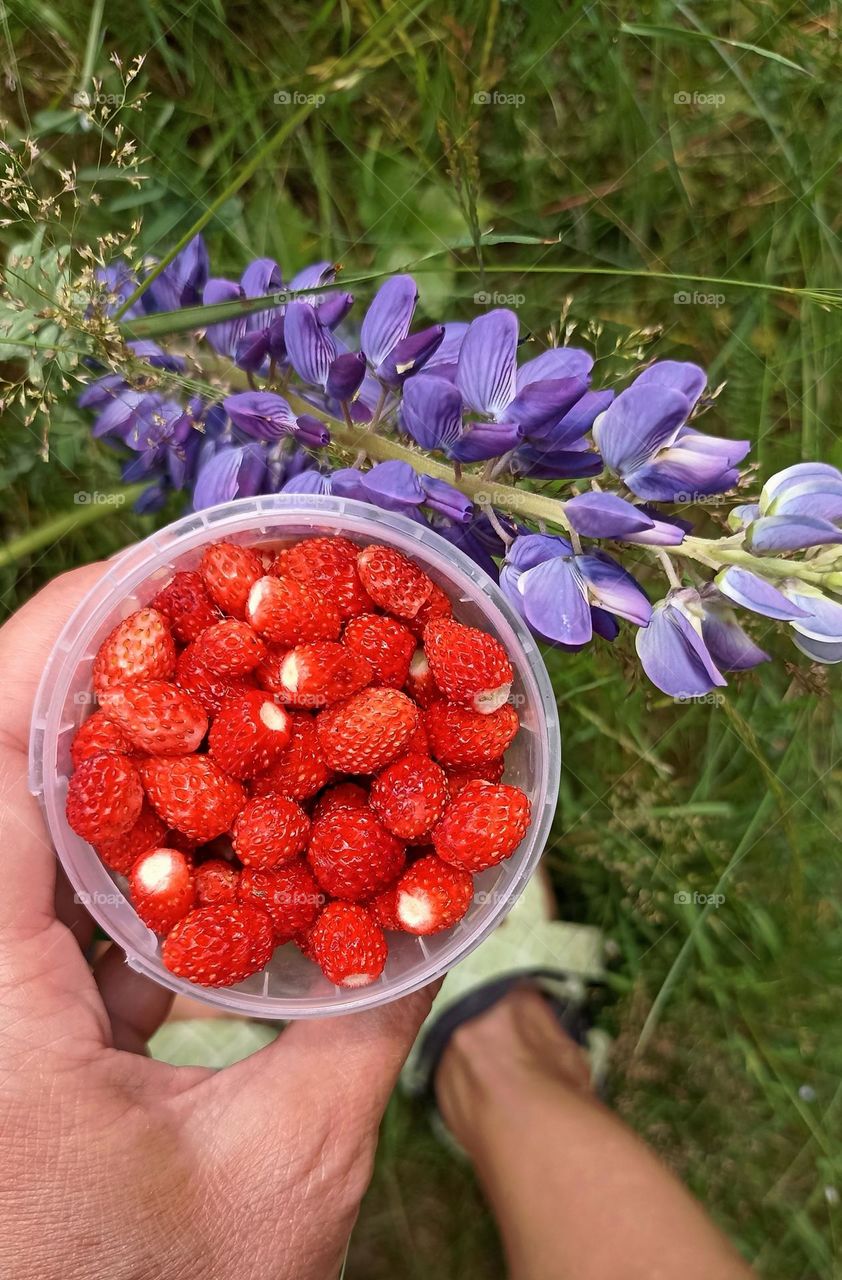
[29,494,561,1019]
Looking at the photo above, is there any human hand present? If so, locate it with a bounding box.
[0,565,435,1280]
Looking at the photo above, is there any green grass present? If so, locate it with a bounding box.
[2,2,841,1275]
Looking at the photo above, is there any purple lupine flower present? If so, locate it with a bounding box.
[126,340,185,372]
[284,302,337,389]
[418,322,469,380]
[696,588,769,671]
[500,534,650,647]
[564,492,655,539]
[326,352,366,402]
[293,415,331,447]
[358,460,426,513]
[400,375,463,450]
[778,584,842,663]
[78,373,128,409]
[203,278,246,357]
[727,503,760,531]
[593,361,749,501]
[280,468,334,496]
[92,389,163,441]
[620,507,690,547]
[512,441,603,480]
[223,391,297,440]
[635,591,728,697]
[377,325,445,386]
[420,476,474,523]
[760,462,842,519]
[95,263,145,319]
[746,515,842,554]
[193,443,267,510]
[146,236,209,312]
[715,567,809,620]
[360,276,418,371]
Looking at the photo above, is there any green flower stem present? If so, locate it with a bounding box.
[0,485,146,569]
[669,536,827,586]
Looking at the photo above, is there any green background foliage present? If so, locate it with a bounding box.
[2,2,840,1274]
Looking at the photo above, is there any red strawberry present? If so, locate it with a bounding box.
[280,536,371,620]
[307,807,406,901]
[424,617,513,713]
[394,854,474,935]
[445,758,505,797]
[100,681,208,756]
[356,544,434,619]
[70,710,137,768]
[317,687,419,773]
[309,901,387,988]
[162,902,274,988]
[152,570,220,643]
[254,644,289,695]
[369,884,402,931]
[175,644,255,715]
[194,858,240,906]
[232,794,311,868]
[425,699,519,766]
[343,614,415,687]
[404,581,453,637]
[193,618,266,676]
[140,755,246,842]
[129,847,196,934]
[403,718,430,757]
[200,541,264,619]
[246,574,342,645]
[276,642,373,708]
[432,780,531,871]
[239,860,323,942]
[208,690,292,779]
[250,712,332,801]
[404,648,440,708]
[93,607,176,694]
[311,781,369,824]
[66,752,143,845]
[369,753,448,840]
[94,803,167,875]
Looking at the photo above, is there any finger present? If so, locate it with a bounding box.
[55,865,96,953]
[92,944,176,1054]
[215,981,440,1121]
[0,563,108,934]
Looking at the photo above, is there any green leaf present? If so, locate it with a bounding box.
[620,22,811,76]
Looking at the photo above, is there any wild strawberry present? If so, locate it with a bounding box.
[232,794,311,868]
[369,884,402,931]
[356,544,434,619]
[152,570,220,643]
[276,642,373,708]
[307,807,406,901]
[93,607,176,694]
[66,752,143,845]
[194,858,240,906]
[193,618,266,676]
[445,758,505,797]
[317,687,419,773]
[432,780,531,871]
[208,690,293,780]
[246,574,342,645]
[394,854,474,935]
[162,902,274,988]
[140,755,246,842]
[254,644,288,695]
[425,699,519,766]
[129,847,196,934]
[343,614,415,687]
[404,581,453,637]
[369,753,448,840]
[309,901,387,988]
[404,648,440,708]
[280,536,371,620]
[70,710,137,768]
[403,719,430,756]
[175,644,255,715]
[94,803,167,875]
[250,712,332,801]
[200,540,264,618]
[239,860,323,942]
[311,781,370,824]
[100,680,208,756]
[424,617,513,714]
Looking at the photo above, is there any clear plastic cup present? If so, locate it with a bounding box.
[28,495,561,1019]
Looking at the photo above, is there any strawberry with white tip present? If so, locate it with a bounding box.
[423,616,513,713]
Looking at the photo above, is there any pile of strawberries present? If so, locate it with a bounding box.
[65,535,532,990]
